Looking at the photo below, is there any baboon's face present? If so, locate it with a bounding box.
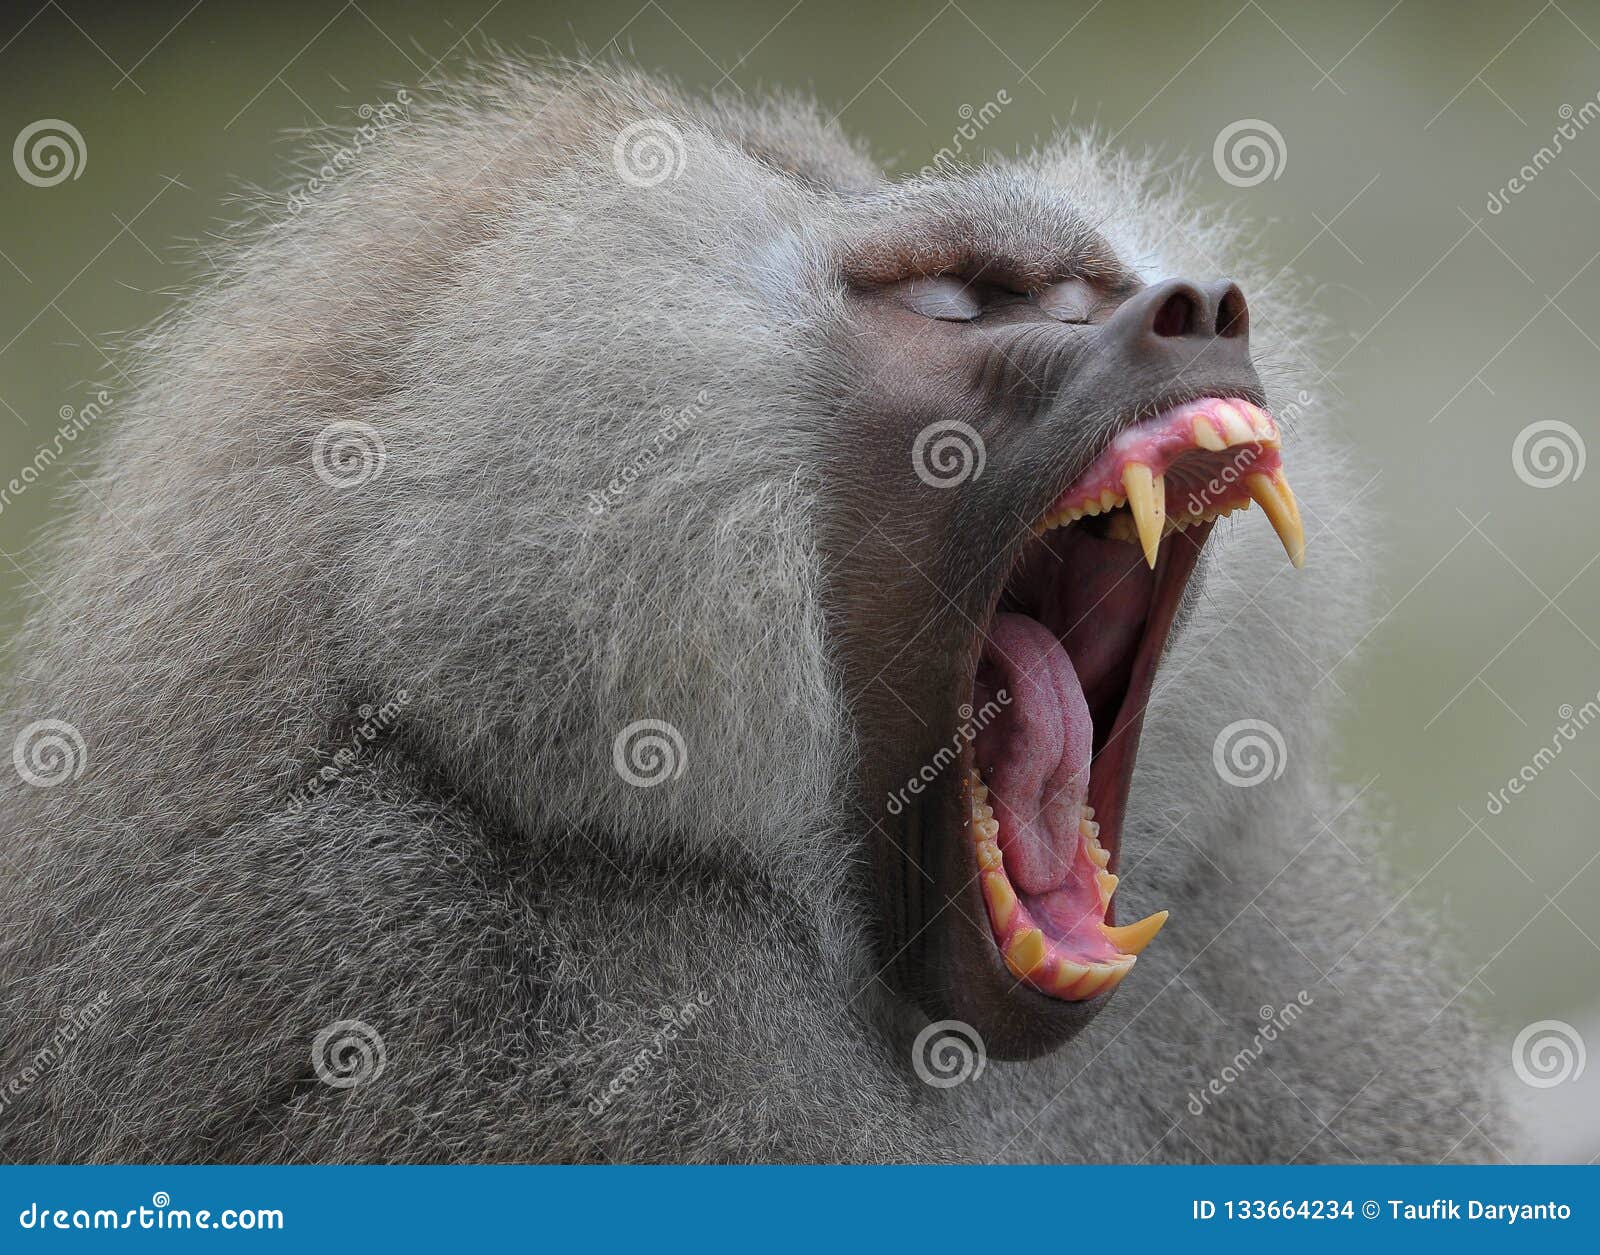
[825,225,1304,1059]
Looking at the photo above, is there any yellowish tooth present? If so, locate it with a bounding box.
[1052,959,1090,994]
[1086,841,1110,869]
[1096,869,1119,904]
[982,871,1017,931]
[1081,806,1094,819]
[976,816,999,841]
[1245,472,1305,568]
[1006,927,1047,977]
[1076,959,1135,999]
[1079,817,1099,839]
[1215,403,1254,447]
[1121,463,1164,569]
[969,777,988,806]
[1274,469,1303,527]
[1193,414,1226,452]
[1065,963,1121,999]
[1100,488,1118,511]
[977,840,1003,872]
[1100,909,1169,956]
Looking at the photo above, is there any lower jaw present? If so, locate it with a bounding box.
[965,519,1214,1002]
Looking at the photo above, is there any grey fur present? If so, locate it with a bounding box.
[0,62,1509,1163]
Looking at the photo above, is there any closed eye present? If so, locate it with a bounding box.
[888,275,1041,322]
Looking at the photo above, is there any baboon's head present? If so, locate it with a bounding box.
[815,177,1305,1058]
[23,68,1326,1072]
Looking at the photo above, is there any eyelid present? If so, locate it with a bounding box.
[891,275,983,321]
[1036,277,1099,323]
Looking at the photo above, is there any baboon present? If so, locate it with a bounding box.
[0,62,1508,1163]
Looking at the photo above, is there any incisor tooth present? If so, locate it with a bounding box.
[1121,463,1164,569]
[1194,415,1227,452]
[1245,472,1305,568]
[1100,910,1169,956]
[1216,403,1253,446]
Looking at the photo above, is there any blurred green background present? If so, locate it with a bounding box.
[2,0,1597,1140]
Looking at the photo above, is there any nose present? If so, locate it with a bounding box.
[1099,278,1251,371]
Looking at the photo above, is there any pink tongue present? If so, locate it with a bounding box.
[973,612,1093,895]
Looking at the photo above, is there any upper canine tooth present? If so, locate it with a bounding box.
[1101,910,1169,956]
[1245,471,1305,568]
[1121,463,1164,570]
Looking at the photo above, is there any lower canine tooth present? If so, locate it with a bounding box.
[1100,910,1169,956]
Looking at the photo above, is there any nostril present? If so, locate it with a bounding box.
[1216,286,1249,339]
[1151,290,1197,338]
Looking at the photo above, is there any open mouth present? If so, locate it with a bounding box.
[966,396,1303,1000]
